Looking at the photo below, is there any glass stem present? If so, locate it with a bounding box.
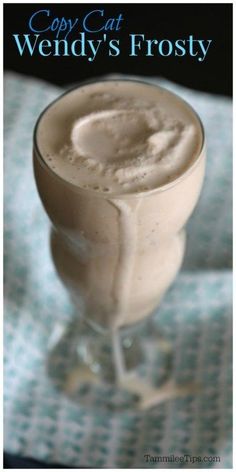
[111,328,126,383]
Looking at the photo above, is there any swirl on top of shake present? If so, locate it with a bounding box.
[37,80,202,194]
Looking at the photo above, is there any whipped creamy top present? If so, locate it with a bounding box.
[37,81,203,194]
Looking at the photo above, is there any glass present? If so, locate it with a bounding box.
[33,80,206,410]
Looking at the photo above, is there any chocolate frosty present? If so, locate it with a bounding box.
[34,80,205,329]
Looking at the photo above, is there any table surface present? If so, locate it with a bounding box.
[4,72,232,468]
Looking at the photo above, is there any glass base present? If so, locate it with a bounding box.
[47,316,198,411]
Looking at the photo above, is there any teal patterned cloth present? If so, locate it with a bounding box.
[4,72,232,468]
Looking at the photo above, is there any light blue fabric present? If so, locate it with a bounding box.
[4,72,232,468]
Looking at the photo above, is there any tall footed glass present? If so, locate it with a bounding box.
[33,80,206,410]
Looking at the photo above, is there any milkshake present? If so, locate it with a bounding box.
[34,80,205,330]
